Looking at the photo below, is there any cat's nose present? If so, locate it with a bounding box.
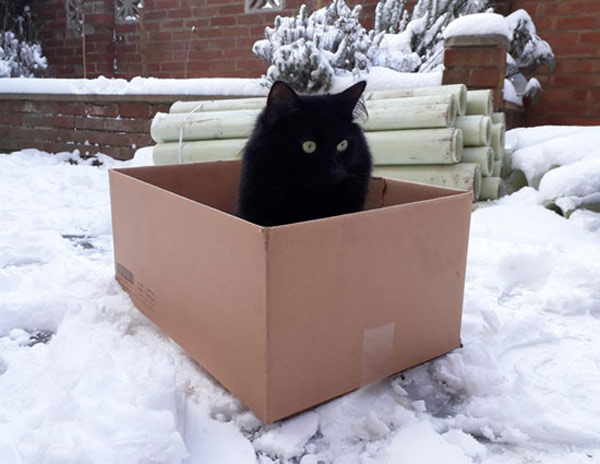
[328,163,345,182]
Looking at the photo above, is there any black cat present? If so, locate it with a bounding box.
[236,81,373,227]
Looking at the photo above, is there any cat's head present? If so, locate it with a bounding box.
[257,80,371,190]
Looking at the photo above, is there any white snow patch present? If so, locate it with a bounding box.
[330,67,442,93]
[524,76,541,96]
[443,13,511,40]
[183,402,256,464]
[507,126,600,184]
[254,412,319,461]
[130,145,155,167]
[0,76,269,96]
[1,136,600,463]
[372,422,472,464]
[0,71,442,97]
[539,156,600,201]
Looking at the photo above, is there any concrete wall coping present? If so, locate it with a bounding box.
[444,34,510,50]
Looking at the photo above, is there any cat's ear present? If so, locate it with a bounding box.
[265,81,298,118]
[337,81,367,114]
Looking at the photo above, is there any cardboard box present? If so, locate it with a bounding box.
[109,160,472,423]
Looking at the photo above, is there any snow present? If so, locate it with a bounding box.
[524,76,541,96]
[373,33,423,73]
[254,412,319,461]
[0,70,441,97]
[505,9,539,36]
[330,66,442,93]
[539,157,600,202]
[506,126,600,216]
[2,127,600,462]
[0,76,269,96]
[443,13,512,40]
[507,126,600,185]
[503,78,523,105]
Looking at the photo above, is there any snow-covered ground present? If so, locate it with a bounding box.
[1,128,600,463]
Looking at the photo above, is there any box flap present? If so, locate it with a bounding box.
[379,177,469,207]
[112,160,241,214]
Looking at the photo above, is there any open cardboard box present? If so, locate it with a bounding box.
[109,160,472,423]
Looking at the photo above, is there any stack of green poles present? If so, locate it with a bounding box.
[151,85,526,202]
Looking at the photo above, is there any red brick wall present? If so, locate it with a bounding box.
[0,96,171,159]
[30,0,600,126]
[34,0,382,79]
[509,0,600,126]
[36,0,116,77]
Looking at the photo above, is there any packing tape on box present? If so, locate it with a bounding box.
[361,322,396,386]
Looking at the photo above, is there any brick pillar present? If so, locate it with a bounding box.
[442,34,509,111]
[83,0,116,77]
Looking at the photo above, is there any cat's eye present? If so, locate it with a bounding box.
[336,140,349,153]
[302,141,317,154]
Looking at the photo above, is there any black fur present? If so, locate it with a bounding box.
[236,81,372,227]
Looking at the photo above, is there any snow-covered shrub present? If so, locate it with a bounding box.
[505,9,554,78]
[253,0,487,89]
[503,10,554,99]
[372,0,488,73]
[0,30,47,77]
[253,0,554,97]
[0,3,48,77]
[253,0,383,92]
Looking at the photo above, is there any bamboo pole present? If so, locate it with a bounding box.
[368,84,467,116]
[492,160,502,177]
[373,163,481,200]
[152,99,458,143]
[491,112,505,125]
[170,97,266,114]
[366,95,456,110]
[154,128,462,165]
[153,139,246,165]
[169,94,457,117]
[151,109,261,143]
[367,128,463,165]
[480,177,502,201]
[455,115,491,146]
[363,102,456,130]
[490,122,505,160]
[504,169,528,194]
[466,89,493,116]
[462,146,494,177]
[501,149,512,178]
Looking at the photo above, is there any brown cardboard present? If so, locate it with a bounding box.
[109,160,472,423]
